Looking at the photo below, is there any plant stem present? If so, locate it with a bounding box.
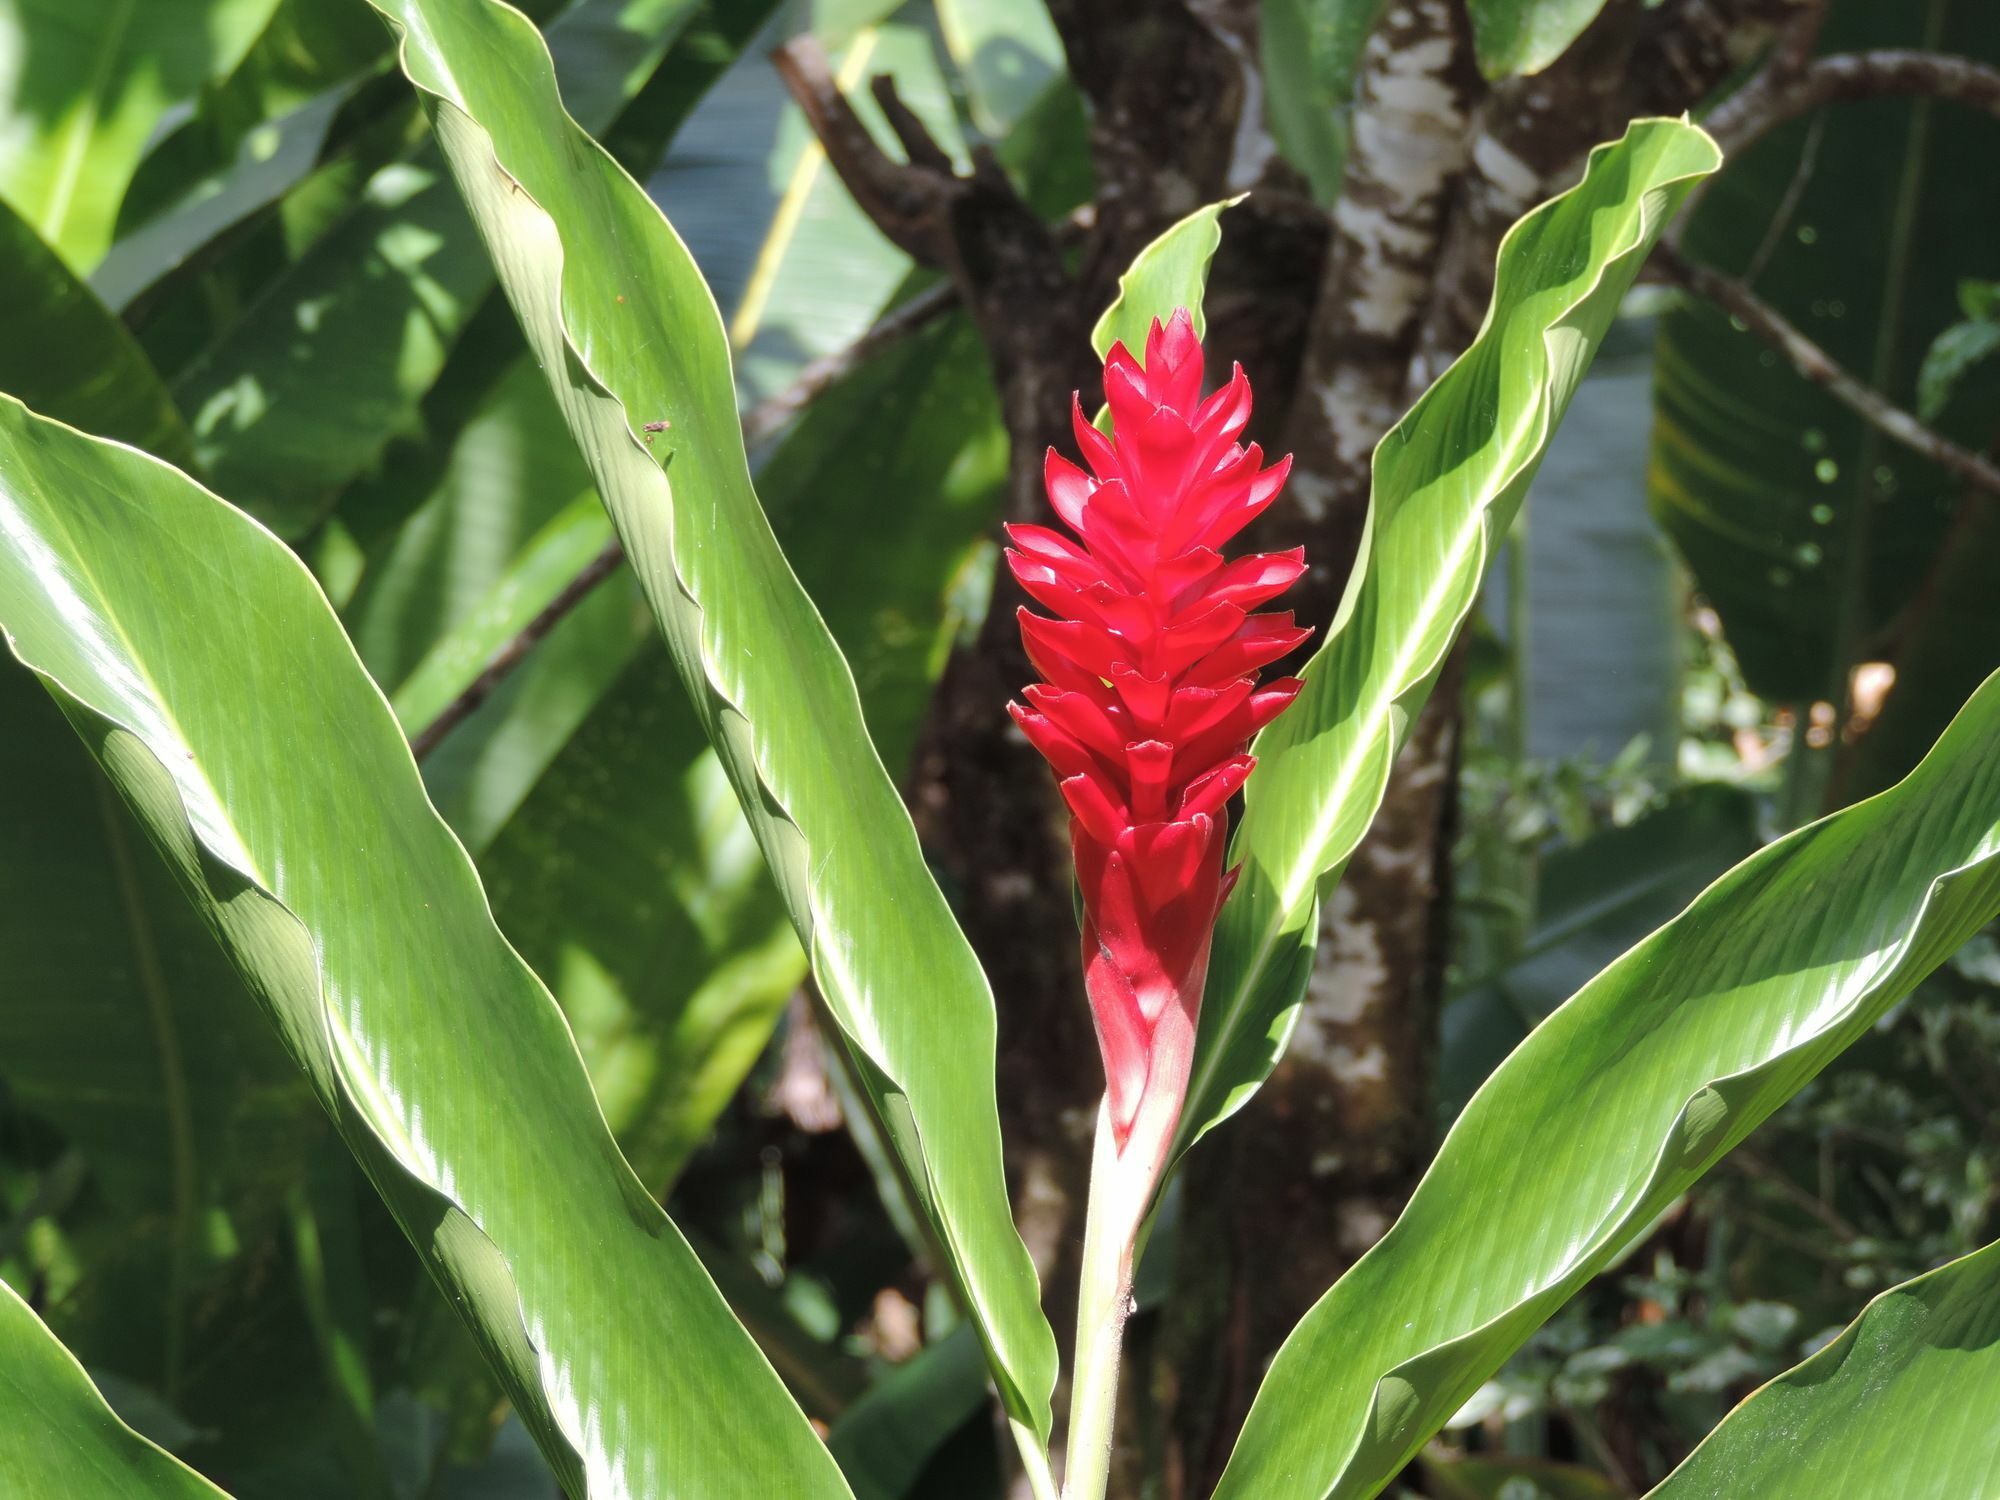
[1064,1106,1139,1500]
[1012,1417,1062,1500]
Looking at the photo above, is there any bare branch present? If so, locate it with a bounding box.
[741,279,960,446]
[1707,49,2000,156]
[408,537,627,760]
[771,37,958,263]
[868,73,954,176]
[1653,243,2000,501]
[410,283,967,761]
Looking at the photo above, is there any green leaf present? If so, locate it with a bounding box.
[0,0,282,270]
[1090,195,1244,357]
[0,395,848,1495]
[1916,305,2000,422]
[0,195,194,467]
[1259,0,1385,202]
[1645,1238,2000,1498]
[1213,668,2000,1500]
[170,0,734,537]
[0,1279,233,1497]
[365,0,1058,1440]
[0,661,322,1406]
[1649,7,2000,712]
[1181,118,1722,1158]
[934,0,1066,138]
[1466,0,1610,78]
[829,1326,991,1500]
[477,308,1009,1192]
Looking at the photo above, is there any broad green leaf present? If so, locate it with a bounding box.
[1090,195,1243,357]
[1259,0,1385,202]
[1180,118,1720,1157]
[0,661,324,1429]
[0,0,282,270]
[0,1279,232,1497]
[170,0,735,537]
[1441,784,1759,1120]
[828,1325,990,1500]
[111,0,398,239]
[478,306,1006,1192]
[934,0,1065,137]
[0,394,848,1496]
[1650,8,2000,723]
[366,0,1058,1438]
[0,195,194,467]
[1467,0,1610,77]
[1646,1237,2000,1497]
[95,0,403,313]
[1213,668,2000,1500]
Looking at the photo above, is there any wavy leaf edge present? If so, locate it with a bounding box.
[361,0,1054,1435]
[0,389,846,1497]
[1184,115,1724,1154]
[1215,664,2000,1499]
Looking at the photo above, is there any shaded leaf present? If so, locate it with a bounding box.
[0,195,194,466]
[1259,0,1385,202]
[1650,8,2000,708]
[0,1280,232,1497]
[0,0,282,269]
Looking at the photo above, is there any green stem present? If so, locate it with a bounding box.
[1012,1417,1062,1500]
[1063,1107,1139,1500]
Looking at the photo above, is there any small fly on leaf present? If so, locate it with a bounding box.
[643,419,671,446]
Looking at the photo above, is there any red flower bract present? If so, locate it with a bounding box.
[1008,308,1307,1166]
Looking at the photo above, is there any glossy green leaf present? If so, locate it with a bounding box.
[170,0,733,537]
[365,0,1057,1439]
[1259,0,1384,202]
[0,0,281,270]
[1214,668,2000,1500]
[0,195,194,467]
[1090,195,1243,357]
[0,1279,232,1497]
[0,394,847,1496]
[476,306,1007,1192]
[1646,1238,2000,1497]
[1181,118,1722,1157]
[1467,0,1610,78]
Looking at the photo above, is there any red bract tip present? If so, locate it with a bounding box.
[1007,307,1308,1168]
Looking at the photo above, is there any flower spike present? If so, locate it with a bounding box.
[1008,307,1307,1180]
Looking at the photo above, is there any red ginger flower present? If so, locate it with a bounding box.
[1008,309,1307,1170]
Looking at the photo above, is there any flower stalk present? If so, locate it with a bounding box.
[1007,310,1305,1497]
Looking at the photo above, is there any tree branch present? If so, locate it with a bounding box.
[1706,49,2000,156]
[1653,243,2000,500]
[408,282,963,761]
[407,537,627,760]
